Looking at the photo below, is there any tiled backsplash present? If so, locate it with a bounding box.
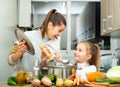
[61,50,75,64]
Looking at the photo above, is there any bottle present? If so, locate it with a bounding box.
[16,66,25,86]
[40,44,54,62]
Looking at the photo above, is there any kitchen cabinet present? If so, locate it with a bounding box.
[112,0,120,32]
[101,0,120,37]
[18,0,31,27]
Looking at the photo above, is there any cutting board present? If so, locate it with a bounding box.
[110,84,120,87]
[85,83,120,87]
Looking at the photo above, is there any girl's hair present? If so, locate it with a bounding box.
[80,41,100,71]
[35,9,66,38]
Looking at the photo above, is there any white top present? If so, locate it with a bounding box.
[76,62,97,81]
[8,29,60,74]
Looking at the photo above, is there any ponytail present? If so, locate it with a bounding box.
[94,44,100,71]
[40,9,57,38]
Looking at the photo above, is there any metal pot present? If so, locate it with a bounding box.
[47,63,75,79]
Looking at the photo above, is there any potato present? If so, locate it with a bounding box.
[56,78,64,87]
[64,79,74,87]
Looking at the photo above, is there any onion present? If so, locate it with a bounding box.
[32,78,41,87]
[41,76,52,86]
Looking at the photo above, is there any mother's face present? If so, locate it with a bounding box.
[47,22,66,40]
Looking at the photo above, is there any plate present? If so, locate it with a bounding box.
[15,28,35,55]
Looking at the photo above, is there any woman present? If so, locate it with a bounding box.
[8,9,66,73]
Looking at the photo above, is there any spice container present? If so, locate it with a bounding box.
[40,44,54,62]
[33,60,39,78]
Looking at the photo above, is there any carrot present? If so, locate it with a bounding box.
[73,79,77,86]
[92,82,110,86]
[76,74,80,86]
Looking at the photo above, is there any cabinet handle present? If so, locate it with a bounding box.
[103,19,106,32]
[107,15,113,30]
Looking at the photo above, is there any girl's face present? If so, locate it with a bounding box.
[74,43,91,63]
[47,22,66,40]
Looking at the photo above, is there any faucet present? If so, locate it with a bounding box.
[100,53,112,72]
[111,48,120,66]
[100,53,112,57]
[112,48,120,58]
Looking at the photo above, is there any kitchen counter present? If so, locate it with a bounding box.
[1,81,120,87]
[0,81,56,87]
[0,81,32,87]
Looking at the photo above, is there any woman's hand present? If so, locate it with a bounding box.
[17,40,28,54]
[11,40,28,62]
[55,51,62,62]
[41,46,50,67]
[41,52,48,67]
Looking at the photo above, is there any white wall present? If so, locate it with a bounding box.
[0,0,17,81]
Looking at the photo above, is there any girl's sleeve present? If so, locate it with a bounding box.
[88,65,97,72]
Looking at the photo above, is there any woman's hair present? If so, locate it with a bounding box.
[79,41,100,71]
[37,9,66,38]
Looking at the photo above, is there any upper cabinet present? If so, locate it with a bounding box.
[18,0,31,27]
[101,0,120,37]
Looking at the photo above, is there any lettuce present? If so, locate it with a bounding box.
[106,66,120,83]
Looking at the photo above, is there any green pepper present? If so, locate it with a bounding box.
[48,74,56,82]
[7,76,17,86]
[38,74,44,80]
[48,74,56,86]
[48,74,55,81]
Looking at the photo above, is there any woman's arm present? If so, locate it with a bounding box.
[8,41,27,65]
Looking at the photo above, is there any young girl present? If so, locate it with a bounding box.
[74,41,100,81]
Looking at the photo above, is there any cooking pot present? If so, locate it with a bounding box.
[47,62,75,79]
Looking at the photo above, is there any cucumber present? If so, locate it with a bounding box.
[95,78,117,84]
[105,79,117,84]
[7,79,17,86]
[9,76,16,82]
[95,78,105,82]
[7,76,17,86]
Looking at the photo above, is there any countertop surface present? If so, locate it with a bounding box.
[0,81,56,87]
[1,81,120,87]
[0,81,32,87]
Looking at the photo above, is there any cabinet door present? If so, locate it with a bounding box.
[18,0,31,27]
[106,0,113,32]
[101,0,107,35]
[113,0,120,31]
